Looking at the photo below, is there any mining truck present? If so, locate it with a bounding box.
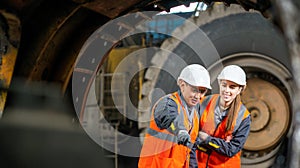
[0,0,299,167]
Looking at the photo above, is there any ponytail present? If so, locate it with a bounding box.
[225,94,241,132]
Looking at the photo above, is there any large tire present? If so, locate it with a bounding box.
[139,4,293,167]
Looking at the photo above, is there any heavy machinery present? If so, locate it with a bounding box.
[0,0,299,167]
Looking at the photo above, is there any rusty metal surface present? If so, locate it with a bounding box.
[1,0,274,17]
[242,78,290,151]
[0,11,20,116]
[0,47,18,115]
[26,5,82,82]
[82,0,143,18]
[0,0,35,12]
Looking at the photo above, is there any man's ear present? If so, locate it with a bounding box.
[178,79,185,89]
[179,79,185,86]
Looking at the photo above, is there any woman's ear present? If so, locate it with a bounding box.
[239,86,246,94]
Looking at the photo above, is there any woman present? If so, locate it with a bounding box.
[196,65,251,168]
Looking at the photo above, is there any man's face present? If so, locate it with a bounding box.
[180,80,207,107]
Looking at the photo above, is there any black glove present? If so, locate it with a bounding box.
[177,130,190,146]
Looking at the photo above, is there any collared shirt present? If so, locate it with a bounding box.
[214,97,228,126]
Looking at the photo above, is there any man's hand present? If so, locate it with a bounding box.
[177,130,190,146]
[199,131,209,141]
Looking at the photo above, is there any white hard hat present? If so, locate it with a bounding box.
[217,65,246,86]
[178,64,211,89]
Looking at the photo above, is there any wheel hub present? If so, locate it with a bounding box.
[247,100,270,132]
[242,78,290,151]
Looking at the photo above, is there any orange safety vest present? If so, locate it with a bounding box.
[197,94,250,168]
[138,92,200,168]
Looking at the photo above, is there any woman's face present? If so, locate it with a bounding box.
[219,80,242,105]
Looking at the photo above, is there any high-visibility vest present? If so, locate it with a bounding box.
[197,94,250,168]
[138,92,200,168]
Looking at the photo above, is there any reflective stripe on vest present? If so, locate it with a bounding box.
[147,128,195,149]
[146,127,176,143]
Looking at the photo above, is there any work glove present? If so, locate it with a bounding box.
[199,131,209,142]
[177,130,190,146]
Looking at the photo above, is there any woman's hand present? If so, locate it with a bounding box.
[225,135,233,142]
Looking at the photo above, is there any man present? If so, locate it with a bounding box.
[138,64,211,168]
